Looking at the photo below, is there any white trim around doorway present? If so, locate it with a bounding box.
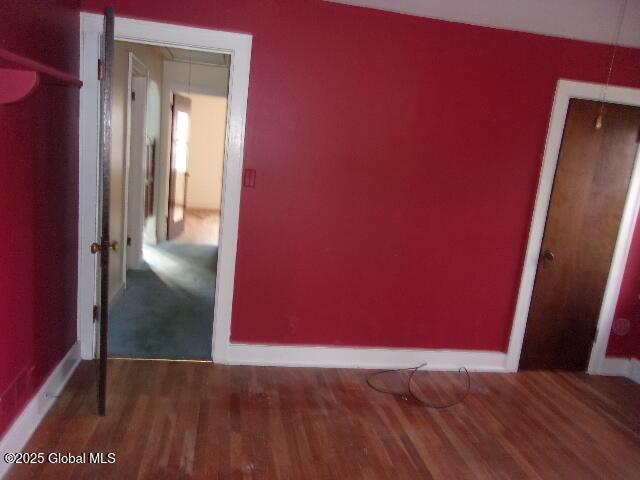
[505,79,640,373]
[78,12,252,362]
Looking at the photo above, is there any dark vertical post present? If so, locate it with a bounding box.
[98,6,114,416]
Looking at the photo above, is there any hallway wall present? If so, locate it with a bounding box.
[0,0,79,438]
[185,93,227,211]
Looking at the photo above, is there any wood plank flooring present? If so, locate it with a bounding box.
[173,209,219,245]
[5,360,640,479]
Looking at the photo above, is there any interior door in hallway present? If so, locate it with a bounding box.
[520,99,640,370]
[167,93,191,240]
[93,7,115,415]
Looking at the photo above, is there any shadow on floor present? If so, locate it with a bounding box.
[108,242,217,360]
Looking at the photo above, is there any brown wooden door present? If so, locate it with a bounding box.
[167,93,191,240]
[520,99,640,370]
[96,6,114,415]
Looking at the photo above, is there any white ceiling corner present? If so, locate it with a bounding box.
[325,0,640,49]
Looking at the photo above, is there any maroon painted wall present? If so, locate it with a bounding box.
[0,1,79,436]
[79,1,640,352]
[608,212,640,360]
[2,0,637,444]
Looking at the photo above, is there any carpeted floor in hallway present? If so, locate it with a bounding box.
[108,210,218,359]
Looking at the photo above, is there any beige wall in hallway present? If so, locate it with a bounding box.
[185,93,227,211]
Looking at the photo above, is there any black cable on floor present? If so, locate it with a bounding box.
[366,363,471,409]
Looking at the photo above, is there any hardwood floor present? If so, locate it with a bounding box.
[5,360,640,479]
[172,209,220,246]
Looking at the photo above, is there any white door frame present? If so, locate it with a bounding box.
[506,79,640,373]
[78,13,252,362]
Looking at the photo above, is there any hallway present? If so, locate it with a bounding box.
[108,210,219,360]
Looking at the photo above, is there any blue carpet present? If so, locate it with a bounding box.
[108,242,216,360]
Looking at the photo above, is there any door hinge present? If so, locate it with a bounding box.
[127,236,132,246]
[97,59,104,80]
[131,91,136,102]
[93,305,99,322]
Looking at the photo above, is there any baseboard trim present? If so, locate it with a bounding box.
[224,343,508,372]
[599,356,640,384]
[599,357,632,376]
[630,358,640,384]
[0,341,81,479]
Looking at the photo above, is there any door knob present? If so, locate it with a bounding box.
[542,248,555,266]
[90,241,119,254]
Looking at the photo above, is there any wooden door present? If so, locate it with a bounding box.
[167,93,191,240]
[520,99,640,370]
[94,7,114,415]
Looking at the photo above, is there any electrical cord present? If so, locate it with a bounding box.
[366,363,471,409]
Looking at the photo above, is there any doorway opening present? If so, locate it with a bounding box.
[107,40,230,360]
[79,13,252,412]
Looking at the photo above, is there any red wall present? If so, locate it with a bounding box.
[80,0,640,352]
[608,213,640,360]
[0,0,79,436]
[3,1,637,443]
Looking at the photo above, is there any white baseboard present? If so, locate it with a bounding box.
[224,343,508,372]
[599,356,640,384]
[599,357,632,376]
[630,358,640,384]
[0,341,81,479]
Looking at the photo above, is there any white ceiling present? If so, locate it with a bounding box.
[325,0,640,48]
